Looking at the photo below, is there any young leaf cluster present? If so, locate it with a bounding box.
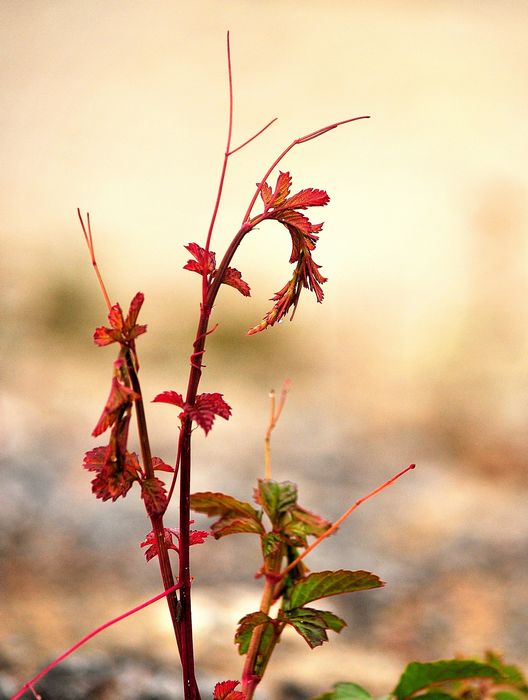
[191,480,384,696]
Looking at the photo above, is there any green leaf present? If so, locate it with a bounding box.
[393,660,503,700]
[409,693,455,700]
[495,692,526,700]
[235,611,274,655]
[310,682,373,700]
[485,652,528,689]
[255,480,298,523]
[282,607,346,648]
[288,570,384,609]
[190,491,264,539]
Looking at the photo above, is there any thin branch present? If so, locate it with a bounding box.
[228,117,278,156]
[11,583,182,700]
[202,32,235,304]
[77,209,112,312]
[241,115,370,226]
[280,464,416,578]
[264,379,292,479]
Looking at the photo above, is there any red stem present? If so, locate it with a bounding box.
[11,583,182,700]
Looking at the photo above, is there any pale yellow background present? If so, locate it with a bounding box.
[1,2,527,697]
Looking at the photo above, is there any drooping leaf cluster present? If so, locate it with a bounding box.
[247,171,330,334]
[191,479,383,682]
[183,171,331,336]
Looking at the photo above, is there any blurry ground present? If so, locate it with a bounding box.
[1,2,528,699]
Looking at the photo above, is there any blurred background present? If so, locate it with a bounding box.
[1,1,527,698]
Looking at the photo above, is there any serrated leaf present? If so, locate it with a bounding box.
[189,392,232,434]
[190,492,260,519]
[140,476,168,517]
[190,492,264,539]
[211,514,265,539]
[393,661,503,700]
[213,680,245,700]
[221,267,251,296]
[282,607,346,648]
[152,390,185,408]
[255,479,297,523]
[235,612,273,655]
[288,505,332,538]
[288,570,384,609]
[411,693,457,700]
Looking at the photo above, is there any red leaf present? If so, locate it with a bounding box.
[221,267,251,297]
[184,242,216,275]
[213,680,246,700]
[93,295,146,346]
[259,181,273,206]
[152,391,185,409]
[85,447,141,502]
[92,371,138,437]
[140,523,209,562]
[248,172,330,335]
[154,391,231,435]
[282,187,329,210]
[125,292,144,328]
[152,456,174,473]
[93,325,121,346]
[189,393,232,435]
[268,171,291,208]
[140,476,168,517]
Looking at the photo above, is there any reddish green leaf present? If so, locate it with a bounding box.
[211,514,265,539]
[140,476,168,517]
[288,570,384,609]
[190,492,260,519]
[281,607,346,648]
[285,505,332,539]
[235,612,273,655]
[261,532,283,558]
[191,491,264,539]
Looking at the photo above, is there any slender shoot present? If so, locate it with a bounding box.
[281,464,416,578]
